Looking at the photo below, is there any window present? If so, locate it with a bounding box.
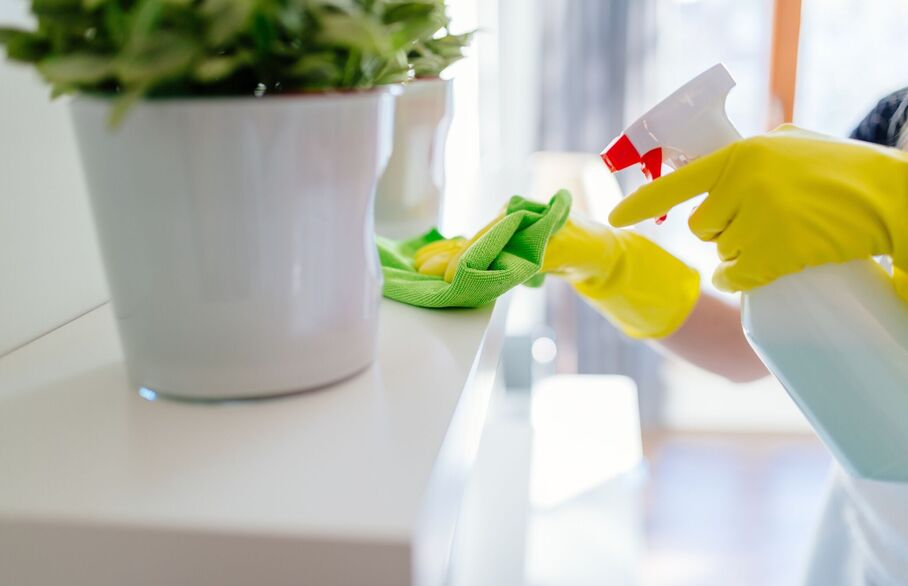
[795,0,908,136]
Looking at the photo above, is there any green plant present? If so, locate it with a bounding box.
[0,0,469,121]
[408,29,470,78]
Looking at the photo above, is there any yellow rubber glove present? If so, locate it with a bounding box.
[609,125,908,297]
[415,213,700,339]
[542,216,700,338]
[413,212,503,282]
[413,236,467,279]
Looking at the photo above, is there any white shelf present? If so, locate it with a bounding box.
[0,298,507,586]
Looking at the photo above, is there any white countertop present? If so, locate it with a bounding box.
[0,297,507,586]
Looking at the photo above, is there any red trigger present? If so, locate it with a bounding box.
[639,148,668,224]
[640,147,663,180]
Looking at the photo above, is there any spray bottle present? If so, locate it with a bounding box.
[602,63,908,482]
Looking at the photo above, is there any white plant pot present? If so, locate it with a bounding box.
[70,91,394,400]
[374,78,453,239]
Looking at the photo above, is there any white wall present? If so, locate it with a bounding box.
[0,8,108,356]
[0,1,29,26]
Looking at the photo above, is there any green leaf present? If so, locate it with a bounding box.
[381,1,438,25]
[1,30,52,63]
[317,12,390,54]
[341,47,361,86]
[290,52,341,83]
[202,0,255,46]
[193,55,242,82]
[103,2,129,47]
[250,10,278,54]
[317,0,360,13]
[410,31,472,76]
[108,86,146,127]
[381,1,445,49]
[128,0,165,46]
[115,33,198,85]
[0,28,24,43]
[275,4,305,36]
[390,21,441,51]
[32,0,82,16]
[0,0,473,122]
[38,52,114,83]
[372,51,409,84]
[33,0,81,8]
[49,82,73,98]
[429,32,474,56]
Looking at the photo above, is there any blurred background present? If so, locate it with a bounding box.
[435,0,908,584]
[3,0,908,584]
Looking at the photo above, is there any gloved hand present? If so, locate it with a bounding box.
[608,125,908,298]
[415,212,701,339]
[413,212,503,282]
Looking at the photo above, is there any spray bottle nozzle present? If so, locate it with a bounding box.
[602,136,667,223]
[601,134,638,173]
[601,135,665,180]
[600,63,741,224]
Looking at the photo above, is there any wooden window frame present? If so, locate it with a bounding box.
[768,0,803,127]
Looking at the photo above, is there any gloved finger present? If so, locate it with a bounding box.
[414,238,464,268]
[894,266,908,302]
[687,186,743,242]
[713,258,748,292]
[413,248,452,271]
[417,252,456,277]
[712,254,770,292]
[416,237,463,255]
[713,219,746,262]
[608,143,735,227]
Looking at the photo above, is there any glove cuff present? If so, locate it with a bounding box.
[572,231,701,339]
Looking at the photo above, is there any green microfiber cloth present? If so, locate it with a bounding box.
[377,190,572,308]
